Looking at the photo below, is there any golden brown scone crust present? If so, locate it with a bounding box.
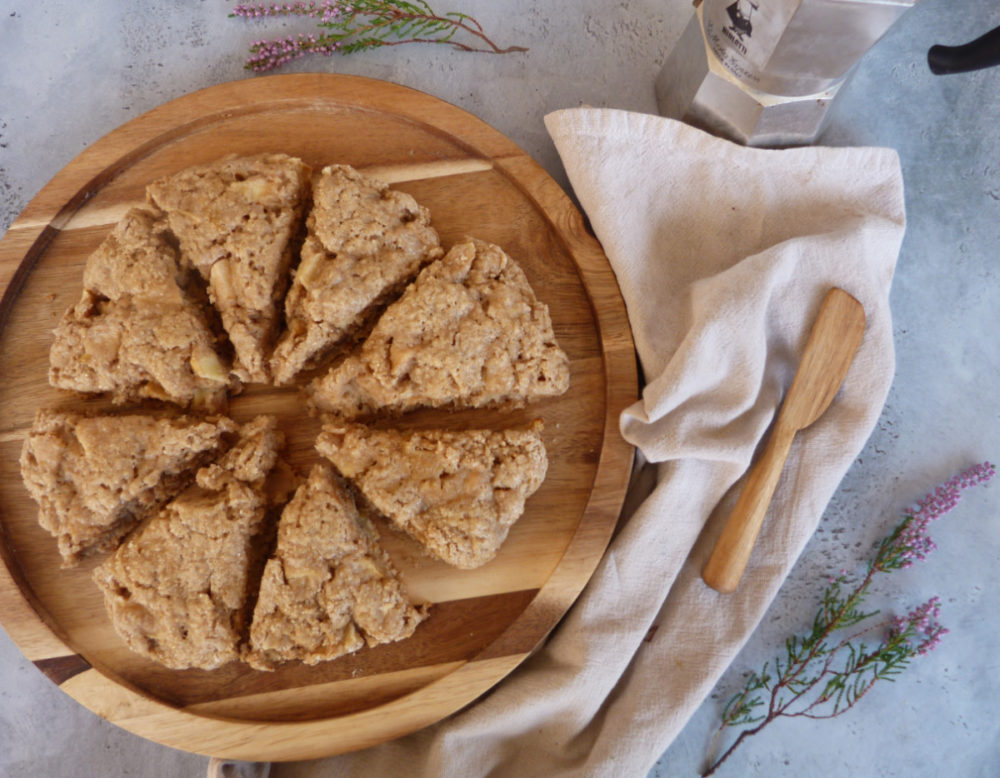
[316,421,547,569]
[271,164,442,385]
[48,207,231,410]
[93,416,284,670]
[246,463,426,671]
[19,409,236,565]
[309,238,569,417]
[147,153,311,383]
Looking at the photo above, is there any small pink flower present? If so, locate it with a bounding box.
[889,596,948,656]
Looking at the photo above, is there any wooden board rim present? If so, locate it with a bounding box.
[0,73,637,761]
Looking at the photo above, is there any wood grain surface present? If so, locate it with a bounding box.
[0,74,637,761]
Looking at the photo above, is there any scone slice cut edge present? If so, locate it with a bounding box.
[19,408,238,566]
[270,163,443,385]
[92,415,286,671]
[307,237,570,419]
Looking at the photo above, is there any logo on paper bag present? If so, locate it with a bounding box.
[725,0,758,40]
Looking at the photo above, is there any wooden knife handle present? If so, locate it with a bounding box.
[702,423,795,594]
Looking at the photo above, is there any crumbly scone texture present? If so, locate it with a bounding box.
[270,164,442,385]
[316,421,548,569]
[48,207,231,410]
[245,463,426,671]
[146,153,312,384]
[308,238,570,417]
[19,409,237,566]
[93,416,284,670]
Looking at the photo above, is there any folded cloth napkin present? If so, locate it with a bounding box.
[277,109,906,778]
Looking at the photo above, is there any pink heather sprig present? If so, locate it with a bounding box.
[704,462,994,777]
[878,461,995,571]
[890,596,948,656]
[233,2,344,22]
[230,1,527,73]
[244,33,341,71]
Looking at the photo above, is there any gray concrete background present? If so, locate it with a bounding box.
[1,1,998,776]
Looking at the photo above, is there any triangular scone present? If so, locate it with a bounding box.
[316,421,548,569]
[245,464,426,671]
[308,238,570,418]
[146,153,311,383]
[93,416,284,670]
[48,207,231,410]
[270,164,443,385]
[19,409,237,566]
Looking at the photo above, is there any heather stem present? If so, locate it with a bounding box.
[702,462,994,776]
[704,721,768,777]
[373,10,527,53]
[233,1,527,71]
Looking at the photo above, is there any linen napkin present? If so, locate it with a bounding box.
[275,109,905,778]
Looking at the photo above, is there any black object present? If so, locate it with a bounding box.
[726,1,754,39]
[928,24,1000,75]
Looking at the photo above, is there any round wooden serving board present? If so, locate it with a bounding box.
[0,74,636,761]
